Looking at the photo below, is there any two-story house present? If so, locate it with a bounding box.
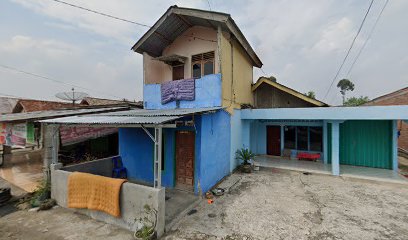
[118,6,262,194]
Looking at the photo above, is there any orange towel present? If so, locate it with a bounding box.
[67,172,127,217]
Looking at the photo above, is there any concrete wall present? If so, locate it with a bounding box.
[143,26,218,84]
[143,74,222,109]
[220,31,254,112]
[254,83,316,108]
[51,166,165,237]
[62,157,113,177]
[198,110,231,194]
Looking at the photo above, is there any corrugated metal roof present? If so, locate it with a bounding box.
[40,107,223,125]
[0,107,127,123]
[98,107,222,117]
[41,115,180,125]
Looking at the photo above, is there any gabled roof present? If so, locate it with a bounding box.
[364,86,408,106]
[0,97,19,114]
[131,5,262,68]
[12,99,76,113]
[252,77,328,107]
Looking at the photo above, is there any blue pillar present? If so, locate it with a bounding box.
[392,120,398,171]
[280,125,284,156]
[242,120,250,150]
[323,121,328,164]
[331,121,340,176]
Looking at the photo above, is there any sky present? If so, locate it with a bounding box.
[0,0,407,105]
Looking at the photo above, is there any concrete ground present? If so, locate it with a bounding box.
[165,189,200,229]
[164,168,408,240]
[0,150,43,192]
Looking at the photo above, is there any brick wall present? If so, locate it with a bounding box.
[364,88,408,151]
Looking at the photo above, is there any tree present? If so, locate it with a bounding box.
[343,96,370,106]
[337,79,355,104]
[304,91,316,99]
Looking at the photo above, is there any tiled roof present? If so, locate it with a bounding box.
[80,97,143,108]
[13,99,76,113]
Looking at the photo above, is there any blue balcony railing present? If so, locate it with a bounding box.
[143,73,222,110]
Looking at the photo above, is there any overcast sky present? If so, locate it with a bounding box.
[0,0,407,105]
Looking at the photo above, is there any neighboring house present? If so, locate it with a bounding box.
[364,87,408,152]
[80,97,143,108]
[252,77,328,108]
[0,97,19,114]
[12,99,75,113]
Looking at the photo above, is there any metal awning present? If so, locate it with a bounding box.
[40,107,222,127]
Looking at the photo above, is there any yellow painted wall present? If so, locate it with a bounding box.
[220,31,254,112]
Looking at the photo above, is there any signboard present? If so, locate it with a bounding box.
[0,123,27,148]
[59,126,117,146]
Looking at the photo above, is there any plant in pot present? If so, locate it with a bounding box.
[134,204,157,240]
[235,148,255,173]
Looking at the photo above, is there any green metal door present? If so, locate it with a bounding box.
[339,120,392,169]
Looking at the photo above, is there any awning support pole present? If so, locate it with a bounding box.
[153,127,162,188]
[141,124,162,188]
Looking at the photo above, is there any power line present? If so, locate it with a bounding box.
[0,64,121,99]
[346,0,389,77]
[49,0,217,44]
[50,0,151,28]
[323,0,375,101]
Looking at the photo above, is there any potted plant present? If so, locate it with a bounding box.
[235,148,255,173]
[134,204,157,240]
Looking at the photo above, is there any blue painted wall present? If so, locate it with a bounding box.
[143,74,222,109]
[230,110,243,171]
[118,128,176,187]
[197,110,231,194]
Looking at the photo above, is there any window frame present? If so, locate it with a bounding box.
[191,51,215,78]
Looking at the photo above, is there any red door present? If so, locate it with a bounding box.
[267,126,281,156]
[175,131,195,188]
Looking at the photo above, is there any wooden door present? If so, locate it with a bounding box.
[267,126,281,156]
[175,131,195,188]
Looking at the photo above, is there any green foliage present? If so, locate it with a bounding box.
[343,96,370,106]
[337,79,355,104]
[304,91,316,99]
[337,79,355,93]
[134,204,157,240]
[30,179,51,207]
[235,148,255,165]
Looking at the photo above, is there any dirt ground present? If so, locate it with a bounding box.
[164,168,408,240]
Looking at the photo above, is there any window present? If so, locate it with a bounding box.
[172,65,184,80]
[282,126,323,152]
[309,127,323,152]
[296,126,308,151]
[191,51,215,78]
[284,126,296,149]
